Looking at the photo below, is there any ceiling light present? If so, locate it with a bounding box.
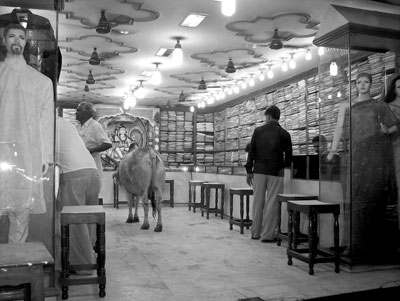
[330,61,338,76]
[96,9,111,34]
[225,58,236,73]
[179,91,185,102]
[84,85,89,92]
[289,55,296,69]
[267,66,274,79]
[249,76,255,87]
[173,39,183,64]
[207,96,215,104]
[305,49,312,60]
[180,13,207,27]
[190,106,195,112]
[198,78,207,90]
[241,80,247,89]
[270,29,283,50]
[123,95,136,110]
[233,85,240,94]
[318,47,325,56]
[281,60,288,72]
[156,47,174,57]
[259,71,265,81]
[221,0,236,17]
[86,70,95,84]
[134,80,146,99]
[89,47,100,65]
[151,62,162,85]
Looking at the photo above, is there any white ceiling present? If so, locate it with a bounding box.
[0,0,398,110]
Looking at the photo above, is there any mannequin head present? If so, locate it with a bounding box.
[384,75,400,104]
[2,23,26,56]
[355,73,372,98]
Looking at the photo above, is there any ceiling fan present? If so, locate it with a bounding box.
[82,9,134,35]
[259,28,303,50]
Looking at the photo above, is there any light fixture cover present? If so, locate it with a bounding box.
[84,85,89,92]
[198,78,207,90]
[86,71,95,84]
[179,91,186,102]
[270,29,283,50]
[89,47,100,65]
[225,58,236,73]
[96,9,111,34]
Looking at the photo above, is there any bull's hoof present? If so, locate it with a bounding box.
[133,216,140,223]
[141,223,150,230]
[126,217,135,223]
[154,224,163,232]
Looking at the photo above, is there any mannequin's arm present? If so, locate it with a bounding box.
[328,102,347,161]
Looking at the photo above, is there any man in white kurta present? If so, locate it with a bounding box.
[0,23,54,243]
[75,102,112,180]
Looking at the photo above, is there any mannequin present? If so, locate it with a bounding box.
[328,72,399,259]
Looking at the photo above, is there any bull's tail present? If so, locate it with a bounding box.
[148,188,156,218]
[149,149,163,219]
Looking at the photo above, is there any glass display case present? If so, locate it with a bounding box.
[0,0,61,294]
[314,4,400,265]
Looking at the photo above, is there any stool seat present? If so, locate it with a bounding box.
[286,200,340,275]
[61,205,106,299]
[229,188,253,234]
[275,194,318,246]
[0,242,54,301]
[188,180,207,213]
[201,183,225,219]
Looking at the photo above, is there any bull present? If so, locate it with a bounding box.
[114,147,166,232]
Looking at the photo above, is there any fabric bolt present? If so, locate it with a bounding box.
[76,117,111,177]
[0,55,54,215]
[251,173,283,240]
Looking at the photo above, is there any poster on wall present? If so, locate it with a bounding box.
[98,113,153,169]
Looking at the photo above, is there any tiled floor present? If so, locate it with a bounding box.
[62,205,400,301]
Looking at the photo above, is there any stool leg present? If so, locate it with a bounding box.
[193,185,197,213]
[287,210,293,266]
[246,195,250,229]
[97,223,106,298]
[215,188,219,217]
[229,193,233,230]
[221,188,224,219]
[308,213,318,276]
[206,188,210,219]
[239,196,244,234]
[61,225,70,300]
[170,182,174,208]
[334,212,340,273]
[293,212,299,250]
[276,201,282,246]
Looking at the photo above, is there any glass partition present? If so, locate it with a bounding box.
[0,2,58,265]
[318,38,398,264]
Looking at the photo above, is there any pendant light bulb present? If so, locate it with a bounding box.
[330,61,338,76]
[305,49,312,60]
[249,76,255,87]
[259,71,265,81]
[282,60,288,72]
[151,63,162,85]
[289,56,296,69]
[221,0,236,17]
[173,39,183,64]
[190,105,195,112]
[267,67,274,79]
[318,47,325,56]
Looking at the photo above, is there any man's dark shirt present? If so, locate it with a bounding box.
[245,120,292,176]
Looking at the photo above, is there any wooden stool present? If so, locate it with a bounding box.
[61,205,106,299]
[201,183,225,219]
[162,179,175,208]
[229,188,253,234]
[287,200,340,275]
[0,242,54,301]
[275,194,319,246]
[188,180,207,213]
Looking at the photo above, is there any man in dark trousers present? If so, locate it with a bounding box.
[245,105,292,242]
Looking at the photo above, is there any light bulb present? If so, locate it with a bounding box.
[233,85,240,94]
[318,47,325,56]
[221,0,236,17]
[330,61,338,76]
[282,61,288,72]
[173,40,183,64]
[267,68,274,79]
[259,72,265,81]
[305,49,312,60]
[241,81,247,89]
[249,77,255,87]
[151,64,162,85]
[190,106,195,112]
[289,57,296,69]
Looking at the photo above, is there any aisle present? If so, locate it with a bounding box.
[65,205,400,301]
